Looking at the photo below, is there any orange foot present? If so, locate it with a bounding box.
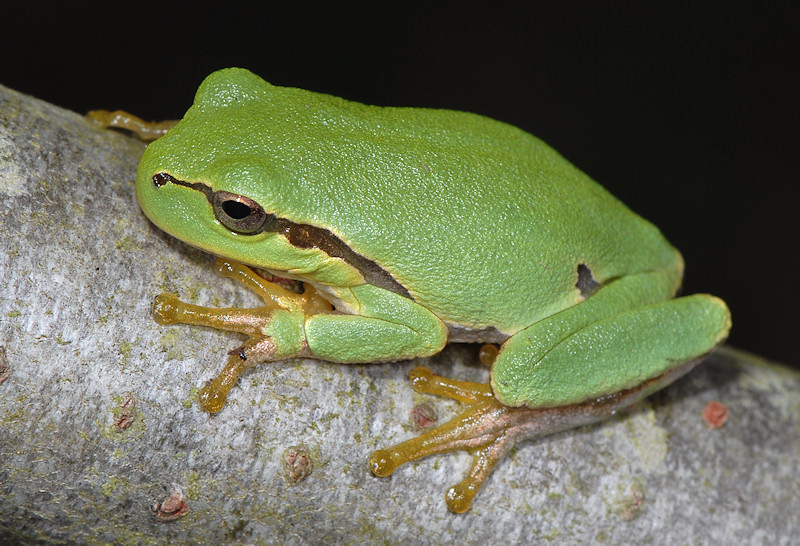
[369,360,696,513]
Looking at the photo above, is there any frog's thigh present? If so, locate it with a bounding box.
[493,294,731,408]
[304,284,448,363]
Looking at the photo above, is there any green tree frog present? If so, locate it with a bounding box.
[121,68,731,512]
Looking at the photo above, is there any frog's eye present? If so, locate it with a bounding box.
[212,191,269,234]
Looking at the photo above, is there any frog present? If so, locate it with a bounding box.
[97,68,731,512]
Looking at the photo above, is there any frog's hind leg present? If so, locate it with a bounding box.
[370,367,581,513]
[369,354,709,513]
[369,368,520,512]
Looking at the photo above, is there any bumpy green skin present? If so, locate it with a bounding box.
[137,68,730,409]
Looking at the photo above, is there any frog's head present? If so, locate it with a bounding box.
[135,69,361,285]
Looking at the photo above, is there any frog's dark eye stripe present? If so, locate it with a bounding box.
[153,172,213,201]
[152,173,269,234]
[151,172,411,299]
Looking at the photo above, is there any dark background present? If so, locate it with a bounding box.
[3,4,796,366]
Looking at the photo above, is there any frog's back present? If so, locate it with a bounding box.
[186,70,682,334]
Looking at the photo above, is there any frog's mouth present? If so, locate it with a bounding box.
[149,171,413,299]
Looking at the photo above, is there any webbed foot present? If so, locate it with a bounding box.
[369,358,701,512]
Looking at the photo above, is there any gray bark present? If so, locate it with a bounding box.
[1,82,798,544]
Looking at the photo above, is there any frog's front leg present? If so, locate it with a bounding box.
[152,258,448,413]
[86,110,178,141]
[152,258,332,412]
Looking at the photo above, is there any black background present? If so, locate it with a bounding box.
[3,4,796,366]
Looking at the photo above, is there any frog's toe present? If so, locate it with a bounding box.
[369,385,520,512]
